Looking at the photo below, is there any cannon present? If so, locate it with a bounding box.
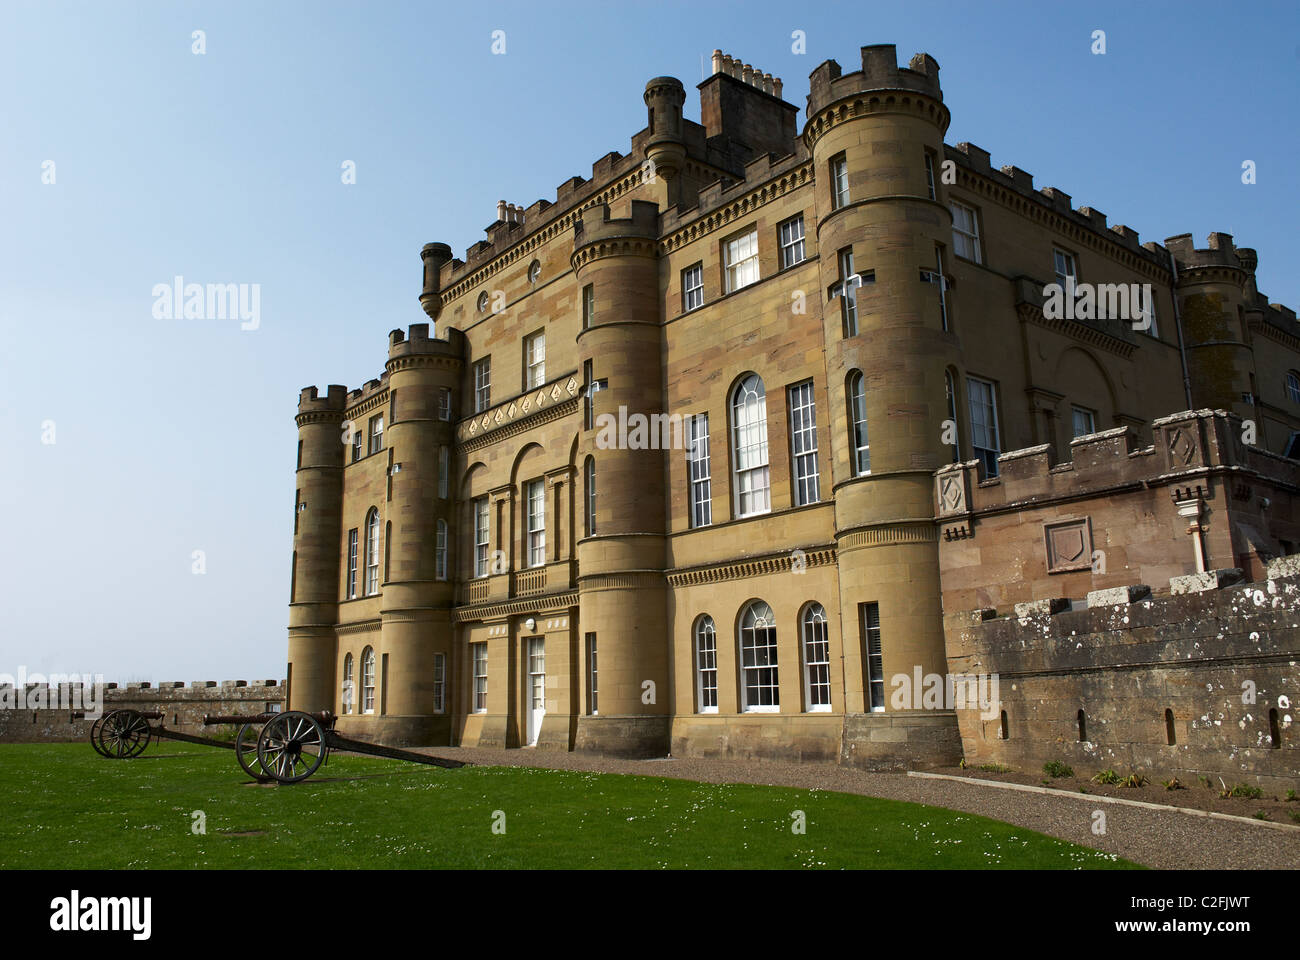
[88,708,467,784]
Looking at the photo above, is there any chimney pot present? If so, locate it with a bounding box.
[496,200,507,222]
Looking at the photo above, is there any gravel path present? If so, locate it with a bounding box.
[409,746,1300,870]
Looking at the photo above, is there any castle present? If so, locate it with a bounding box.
[286,45,1300,782]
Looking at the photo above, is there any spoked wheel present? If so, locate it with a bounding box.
[234,722,271,781]
[98,709,152,759]
[89,716,110,757]
[256,711,327,783]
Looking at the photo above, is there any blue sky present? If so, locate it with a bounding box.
[1,0,1296,682]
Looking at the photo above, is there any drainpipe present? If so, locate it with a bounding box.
[1167,249,1194,410]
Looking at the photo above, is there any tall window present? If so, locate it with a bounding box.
[934,245,948,330]
[586,633,598,716]
[1053,248,1077,288]
[437,446,449,499]
[361,646,376,714]
[351,423,363,461]
[788,380,820,505]
[739,600,779,712]
[471,642,487,712]
[967,376,1001,478]
[724,229,759,293]
[582,283,595,328]
[525,331,546,388]
[835,248,858,337]
[924,151,937,200]
[435,519,448,580]
[731,375,770,518]
[584,457,596,536]
[681,263,704,312]
[1137,288,1159,337]
[526,479,546,568]
[1071,406,1096,438]
[687,413,712,528]
[778,215,806,268]
[861,603,884,712]
[368,415,384,454]
[951,202,981,263]
[945,370,960,464]
[847,371,871,476]
[801,603,831,712]
[694,616,718,713]
[342,653,354,715]
[346,528,359,599]
[364,508,381,595]
[830,154,849,209]
[432,653,446,713]
[473,357,491,412]
[474,497,489,577]
[1287,372,1300,405]
[583,359,595,430]
[438,388,452,421]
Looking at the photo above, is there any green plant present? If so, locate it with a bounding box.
[1092,769,1124,785]
[978,762,1011,773]
[1161,778,1184,791]
[1221,782,1264,800]
[1288,811,1300,824]
[1198,775,1213,789]
[1285,789,1296,802]
[1042,760,1074,779]
[1120,773,1149,788]
[1252,811,1270,821]
[958,757,966,770]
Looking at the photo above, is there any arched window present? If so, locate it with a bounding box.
[801,603,831,711]
[738,600,778,712]
[848,371,870,476]
[731,375,770,517]
[341,653,354,715]
[1288,372,1300,405]
[361,647,376,714]
[364,508,381,595]
[435,519,448,581]
[945,370,960,463]
[584,457,596,537]
[694,616,718,713]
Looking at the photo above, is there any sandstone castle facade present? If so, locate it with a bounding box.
[287,45,1299,780]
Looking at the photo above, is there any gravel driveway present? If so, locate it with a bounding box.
[409,746,1300,870]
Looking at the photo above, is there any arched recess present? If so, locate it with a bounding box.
[1051,346,1119,440]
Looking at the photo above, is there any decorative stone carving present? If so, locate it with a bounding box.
[1043,517,1093,573]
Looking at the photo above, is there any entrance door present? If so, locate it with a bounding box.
[526,637,546,746]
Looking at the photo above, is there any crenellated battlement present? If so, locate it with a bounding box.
[806,44,944,119]
[574,199,660,245]
[387,322,465,363]
[298,384,348,413]
[1165,231,1245,273]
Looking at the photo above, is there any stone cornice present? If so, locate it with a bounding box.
[346,388,390,420]
[571,236,658,272]
[336,619,381,635]
[295,410,346,428]
[837,521,936,549]
[665,546,836,587]
[1248,316,1300,353]
[802,89,950,149]
[384,354,462,375]
[1016,301,1138,360]
[452,591,578,624]
[457,374,581,449]
[659,163,813,255]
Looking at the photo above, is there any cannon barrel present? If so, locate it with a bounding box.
[203,713,279,726]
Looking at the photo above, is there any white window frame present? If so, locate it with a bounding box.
[924,152,936,200]
[849,370,870,476]
[432,653,446,713]
[346,528,358,599]
[364,508,381,595]
[584,458,596,537]
[1289,372,1300,406]
[586,633,598,716]
[471,642,487,713]
[473,358,491,413]
[951,201,981,263]
[724,229,760,294]
[731,375,771,519]
[967,376,1001,478]
[341,653,354,715]
[361,647,376,714]
[474,497,489,578]
[862,603,885,712]
[582,284,595,328]
[778,215,806,269]
[351,424,363,461]
[836,248,858,337]
[739,601,779,712]
[801,603,832,712]
[525,331,546,388]
[687,413,712,528]
[435,519,448,581]
[945,370,960,464]
[526,478,546,568]
[788,380,820,506]
[437,446,449,499]
[437,388,452,421]
[368,415,384,455]
[682,263,704,312]
[1053,248,1078,289]
[830,155,849,209]
[694,616,718,713]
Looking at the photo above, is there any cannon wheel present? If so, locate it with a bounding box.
[98,709,151,759]
[89,715,111,758]
[256,711,327,783]
[234,722,270,780]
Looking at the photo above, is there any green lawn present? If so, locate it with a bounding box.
[1,743,1138,869]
